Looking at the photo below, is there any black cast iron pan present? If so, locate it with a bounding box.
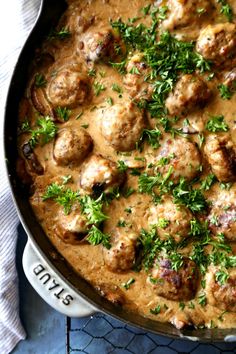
[4,0,236,342]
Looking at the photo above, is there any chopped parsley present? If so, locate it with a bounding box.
[110,60,127,74]
[217,0,233,21]
[150,305,161,315]
[218,84,233,100]
[62,175,72,184]
[88,68,96,77]
[117,220,126,227]
[112,83,123,95]
[81,123,89,129]
[141,4,151,16]
[139,127,162,149]
[34,73,47,87]
[79,195,108,225]
[76,111,83,120]
[87,225,111,249]
[123,187,135,198]
[28,116,57,148]
[157,218,170,229]
[215,270,229,285]
[198,293,207,307]
[48,27,71,40]
[55,107,71,121]
[111,18,210,117]
[106,97,113,106]
[122,278,135,290]
[200,174,216,191]
[93,81,106,96]
[172,177,207,213]
[42,183,78,214]
[117,160,129,172]
[205,115,229,133]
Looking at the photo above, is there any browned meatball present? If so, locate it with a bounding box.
[206,267,236,312]
[207,186,236,241]
[204,134,236,182]
[150,258,198,301]
[157,138,201,182]
[103,229,137,272]
[80,30,118,63]
[196,23,236,65]
[101,102,145,152]
[55,207,88,244]
[80,154,124,193]
[148,197,192,242]
[123,53,153,100]
[165,74,211,116]
[53,128,93,166]
[163,0,213,30]
[66,13,94,34]
[47,67,89,108]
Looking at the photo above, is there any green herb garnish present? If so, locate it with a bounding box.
[87,225,111,249]
[122,278,135,290]
[205,115,229,132]
[55,107,71,121]
[35,73,47,87]
[94,81,106,96]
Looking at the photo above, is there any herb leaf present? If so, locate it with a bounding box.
[35,73,47,87]
[29,116,57,148]
[87,225,111,249]
[55,107,71,121]
[205,115,229,133]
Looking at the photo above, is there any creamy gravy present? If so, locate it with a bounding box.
[17,0,236,330]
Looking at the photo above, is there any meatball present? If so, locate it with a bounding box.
[47,67,89,108]
[150,258,198,301]
[163,0,213,30]
[80,30,118,63]
[148,197,192,242]
[123,53,153,100]
[66,13,94,34]
[157,138,201,182]
[101,102,145,152]
[207,187,236,241]
[103,229,137,272]
[53,128,93,166]
[204,134,236,182]
[206,267,236,312]
[80,154,124,193]
[55,207,88,244]
[196,23,236,65]
[165,74,211,116]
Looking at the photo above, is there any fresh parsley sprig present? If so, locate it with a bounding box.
[205,115,229,132]
[23,116,57,148]
[87,225,111,249]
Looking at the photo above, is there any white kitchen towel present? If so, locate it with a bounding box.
[0,1,41,353]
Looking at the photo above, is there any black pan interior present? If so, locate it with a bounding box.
[4,0,236,341]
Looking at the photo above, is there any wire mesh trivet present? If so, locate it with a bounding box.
[65,314,236,354]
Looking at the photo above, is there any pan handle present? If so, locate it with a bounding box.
[22,241,96,318]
